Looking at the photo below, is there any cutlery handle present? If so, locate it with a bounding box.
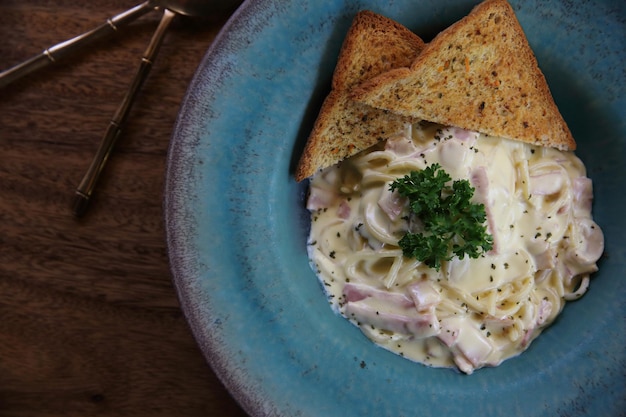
[0,0,156,89]
[72,8,176,217]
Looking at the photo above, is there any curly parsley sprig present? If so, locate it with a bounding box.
[389,163,493,271]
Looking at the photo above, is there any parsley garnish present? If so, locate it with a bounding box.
[389,163,493,270]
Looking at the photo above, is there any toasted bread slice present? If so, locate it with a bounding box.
[295,11,425,181]
[351,0,576,151]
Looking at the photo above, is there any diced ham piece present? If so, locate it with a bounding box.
[438,127,478,170]
[443,126,480,142]
[520,328,535,348]
[437,319,460,348]
[470,167,488,200]
[438,317,494,373]
[536,298,552,326]
[343,282,440,339]
[529,171,565,196]
[385,131,437,158]
[430,127,479,179]
[470,166,498,253]
[452,354,474,374]
[337,200,351,219]
[377,186,406,221]
[440,140,469,170]
[384,136,418,156]
[407,281,441,311]
[345,299,440,339]
[306,185,336,211]
[521,298,553,347]
[456,331,493,368]
[343,282,414,308]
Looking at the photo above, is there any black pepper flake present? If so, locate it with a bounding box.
[329,251,336,259]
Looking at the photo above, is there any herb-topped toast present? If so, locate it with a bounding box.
[294,11,425,181]
[351,0,576,151]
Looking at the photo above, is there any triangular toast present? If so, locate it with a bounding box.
[351,0,576,151]
[295,11,425,181]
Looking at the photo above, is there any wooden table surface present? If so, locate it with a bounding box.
[0,1,249,415]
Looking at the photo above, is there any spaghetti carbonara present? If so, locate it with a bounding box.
[306,122,604,374]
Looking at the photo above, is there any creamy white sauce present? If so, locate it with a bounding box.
[306,122,604,374]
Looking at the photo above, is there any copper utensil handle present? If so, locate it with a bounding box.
[0,1,156,89]
[72,8,176,217]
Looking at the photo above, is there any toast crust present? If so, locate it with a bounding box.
[295,11,425,181]
[351,0,576,151]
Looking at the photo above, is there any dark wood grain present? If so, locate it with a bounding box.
[0,1,248,415]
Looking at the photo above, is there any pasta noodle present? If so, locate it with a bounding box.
[306,122,604,374]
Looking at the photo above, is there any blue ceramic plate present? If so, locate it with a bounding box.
[165,1,626,416]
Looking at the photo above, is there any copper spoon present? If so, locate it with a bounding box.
[71,0,242,217]
[0,0,159,88]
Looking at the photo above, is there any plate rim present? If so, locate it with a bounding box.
[164,1,626,416]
